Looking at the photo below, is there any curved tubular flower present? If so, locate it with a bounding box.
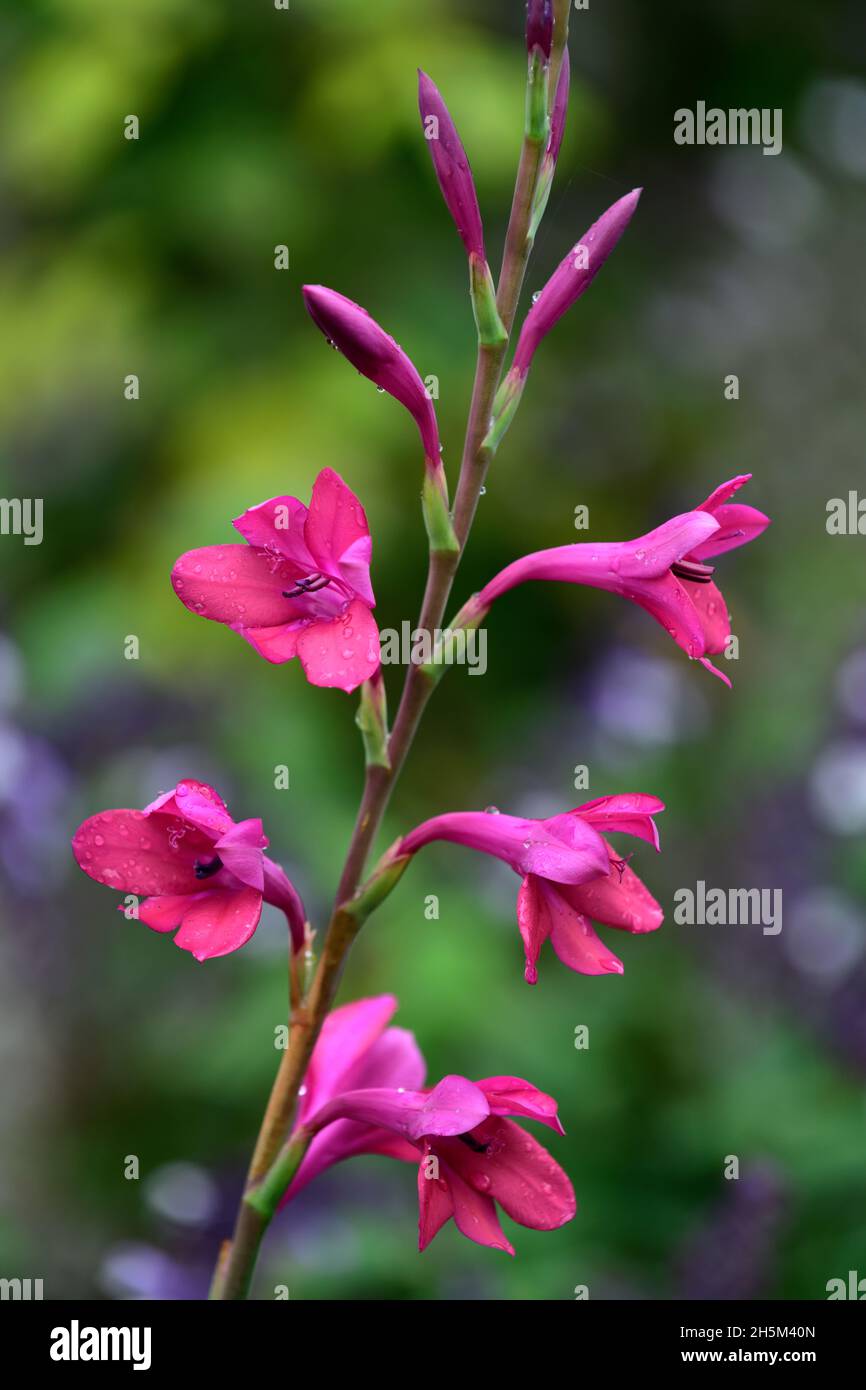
[418,71,485,263]
[472,475,771,685]
[302,285,441,469]
[281,996,575,1255]
[399,794,664,983]
[171,467,379,694]
[518,795,664,982]
[71,779,306,961]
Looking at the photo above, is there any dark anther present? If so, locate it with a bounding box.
[194,856,223,880]
[282,573,332,599]
[671,559,715,584]
[611,852,634,882]
[458,1134,489,1155]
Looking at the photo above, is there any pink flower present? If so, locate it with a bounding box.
[171,467,380,693]
[399,794,664,982]
[281,996,575,1255]
[474,475,771,685]
[517,795,664,983]
[418,71,485,263]
[302,285,441,469]
[71,779,306,961]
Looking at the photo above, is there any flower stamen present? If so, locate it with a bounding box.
[671,559,715,584]
[282,573,333,598]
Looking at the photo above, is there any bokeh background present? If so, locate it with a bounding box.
[2,0,865,1301]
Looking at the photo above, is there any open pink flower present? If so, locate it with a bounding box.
[171,467,379,693]
[473,475,770,685]
[72,779,306,961]
[281,996,575,1255]
[516,795,664,982]
[399,794,663,982]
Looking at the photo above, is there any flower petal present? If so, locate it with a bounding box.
[540,881,625,976]
[476,1077,565,1135]
[417,1148,457,1251]
[233,496,316,573]
[295,600,380,692]
[72,809,208,896]
[574,793,664,849]
[143,779,233,839]
[134,894,200,932]
[547,889,622,978]
[615,511,721,579]
[213,818,266,892]
[681,578,730,654]
[401,810,609,885]
[300,995,399,1122]
[516,873,552,984]
[565,841,664,934]
[307,1074,490,1142]
[241,622,304,665]
[171,545,297,629]
[446,1117,576,1232]
[438,1159,516,1255]
[172,886,263,961]
[304,468,375,607]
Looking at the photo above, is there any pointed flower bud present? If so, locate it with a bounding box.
[526,0,554,61]
[485,188,641,452]
[514,187,641,376]
[303,285,441,467]
[418,71,485,263]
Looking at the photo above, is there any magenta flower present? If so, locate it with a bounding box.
[171,467,379,693]
[418,71,485,263]
[399,794,664,982]
[516,795,664,982]
[281,995,575,1254]
[473,474,771,684]
[72,779,306,961]
[302,285,440,469]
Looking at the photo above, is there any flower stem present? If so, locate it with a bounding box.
[212,56,558,1303]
